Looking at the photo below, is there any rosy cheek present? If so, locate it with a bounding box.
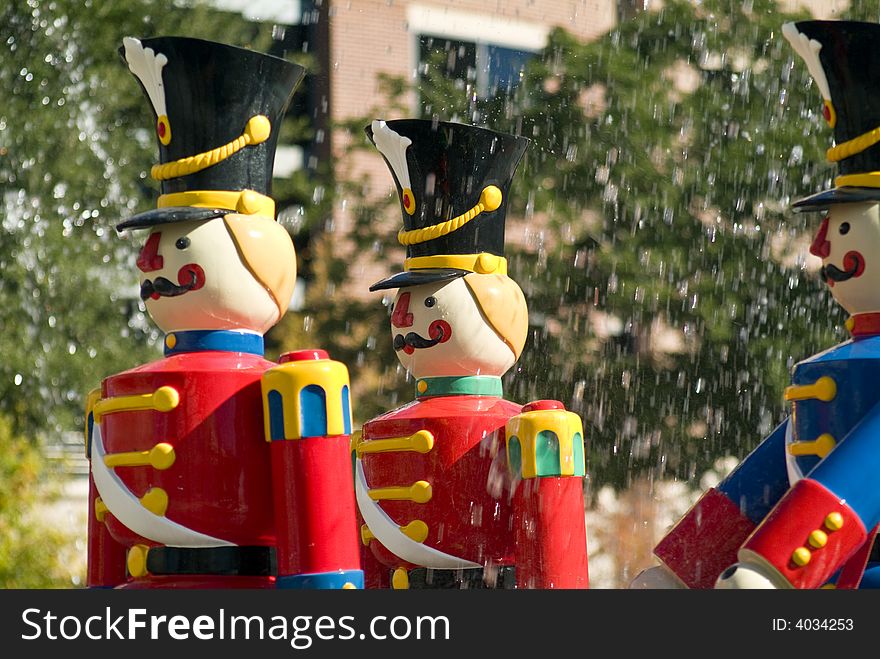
[178,263,206,289]
[428,320,452,343]
[843,251,866,278]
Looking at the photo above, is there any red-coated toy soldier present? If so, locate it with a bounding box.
[354,119,590,589]
[84,36,362,589]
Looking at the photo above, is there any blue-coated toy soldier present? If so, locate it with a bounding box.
[633,20,880,589]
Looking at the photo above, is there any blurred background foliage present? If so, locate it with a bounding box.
[3,0,878,586]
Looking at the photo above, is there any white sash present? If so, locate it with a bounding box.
[354,458,481,569]
[91,425,233,548]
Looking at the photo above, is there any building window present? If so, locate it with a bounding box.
[417,34,533,98]
[407,3,548,114]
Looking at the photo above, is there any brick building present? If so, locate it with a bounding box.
[305,0,618,296]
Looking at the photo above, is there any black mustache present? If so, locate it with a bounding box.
[140,275,195,300]
[821,260,859,282]
[393,330,444,351]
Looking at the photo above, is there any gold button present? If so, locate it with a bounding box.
[148,443,176,470]
[244,115,271,144]
[791,547,812,567]
[392,568,409,590]
[808,530,828,549]
[139,487,169,516]
[480,185,503,212]
[476,253,500,274]
[824,512,844,531]
[417,380,428,394]
[152,386,180,412]
[94,498,108,523]
[127,544,150,578]
[236,189,263,214]
[165,333,177,349]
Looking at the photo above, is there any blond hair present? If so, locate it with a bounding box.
[463,272,529,359]
[223,214,296,318]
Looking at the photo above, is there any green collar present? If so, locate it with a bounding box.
[415,375,503,398]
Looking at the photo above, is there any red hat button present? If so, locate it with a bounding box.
[279,349,329,363]
[522,400,565,412]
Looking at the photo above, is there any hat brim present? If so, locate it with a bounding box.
[792,186,880,212]
[116,206,231,231]
[369,268,469,292]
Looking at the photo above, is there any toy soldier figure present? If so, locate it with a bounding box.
[633,20,880,590]
[84,36,362,589]
[354,119,590,589]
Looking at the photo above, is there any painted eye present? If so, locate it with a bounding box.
[424,296,437,308]
[175,237,191,250]
[839,222,850,235]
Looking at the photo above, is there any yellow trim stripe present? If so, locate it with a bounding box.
[397,185,502,246]
[368,481,432,503]
[355,430,434,456]
[93,386,180,422]
[788,433,836,458]
[783,376,836,403]
[151,115,271,181]
[361,520,428,546]
[103,442,176,470]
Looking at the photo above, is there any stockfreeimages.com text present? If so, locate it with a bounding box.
[21,607,450,649]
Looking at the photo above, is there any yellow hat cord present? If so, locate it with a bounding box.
[397,185,503,246]
[826,124,880,164]
[151,115,271,182]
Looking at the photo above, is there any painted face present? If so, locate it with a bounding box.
[135,218,279,334]
[389,278,515,379]
[810,202,880,315]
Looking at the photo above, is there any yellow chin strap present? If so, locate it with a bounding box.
[404,252,507,276]
[157,189,275,217]
[835,172,880,189]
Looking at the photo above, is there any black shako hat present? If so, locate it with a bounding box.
[365,119,529,291]
[116,36,305,230]
[784,21,880,212]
